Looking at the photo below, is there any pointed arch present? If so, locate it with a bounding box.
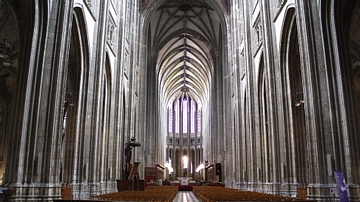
[61,6,90,187]
[324,0,360,193]
[96,52,113,192]
[279,7,307,189]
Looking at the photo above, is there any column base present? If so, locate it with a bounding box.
[307,183,339,201]
[5,183,61,201]
[348,183,360,201]
[235,181,298,198]
[72,183,90,199]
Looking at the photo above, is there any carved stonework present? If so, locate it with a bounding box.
[254,18,263,46]
[220,0,229,13]
[84,0,95,14]
[142,0,150,11]
[136,66,140,80]
[124,50,129,79]
[85,0,92,8]
[278,0,286,8]
[107,17,116,46]
[125,0,131,38]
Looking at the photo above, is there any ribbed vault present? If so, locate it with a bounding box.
[149,1,222,107]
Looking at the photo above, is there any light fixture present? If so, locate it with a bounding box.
[3,60,12,66]
[0,54,8,58]
[164,160,173,174]
[196,163,205,172]
[65,89,76,107]
[295,90,305,107]
[295,85,304,107]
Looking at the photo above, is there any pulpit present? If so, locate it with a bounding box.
[116,138,144,191]
[117,162,144,191]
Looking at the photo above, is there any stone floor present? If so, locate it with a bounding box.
[173,191,200,202]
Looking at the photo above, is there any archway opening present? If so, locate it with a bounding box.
[280,8,307,188]
[60,8,88,186]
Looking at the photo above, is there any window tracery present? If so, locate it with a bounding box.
[169,98,201,134]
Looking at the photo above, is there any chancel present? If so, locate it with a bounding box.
[0,0,360,201]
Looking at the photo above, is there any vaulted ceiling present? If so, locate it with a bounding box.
[148,1,222,107]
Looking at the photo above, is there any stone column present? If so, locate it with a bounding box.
[295,0,343,200]
[3,0,74,200]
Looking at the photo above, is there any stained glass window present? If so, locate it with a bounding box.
[182,98,188,133]
[175,100,180,133]
[169,108,173,133]
[197,110,201,132]
[191,100,196,133]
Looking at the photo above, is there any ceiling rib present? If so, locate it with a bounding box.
[150,1,221,107]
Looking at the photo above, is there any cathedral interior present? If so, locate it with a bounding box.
[0,0,360,201]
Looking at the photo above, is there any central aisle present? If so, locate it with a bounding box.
[173,191,200,202]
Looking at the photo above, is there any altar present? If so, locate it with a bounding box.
[177,177,192,185]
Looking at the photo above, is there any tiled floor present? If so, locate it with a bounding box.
[173,191,200,202]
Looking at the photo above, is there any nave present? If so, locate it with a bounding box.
[0,0,360,201]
